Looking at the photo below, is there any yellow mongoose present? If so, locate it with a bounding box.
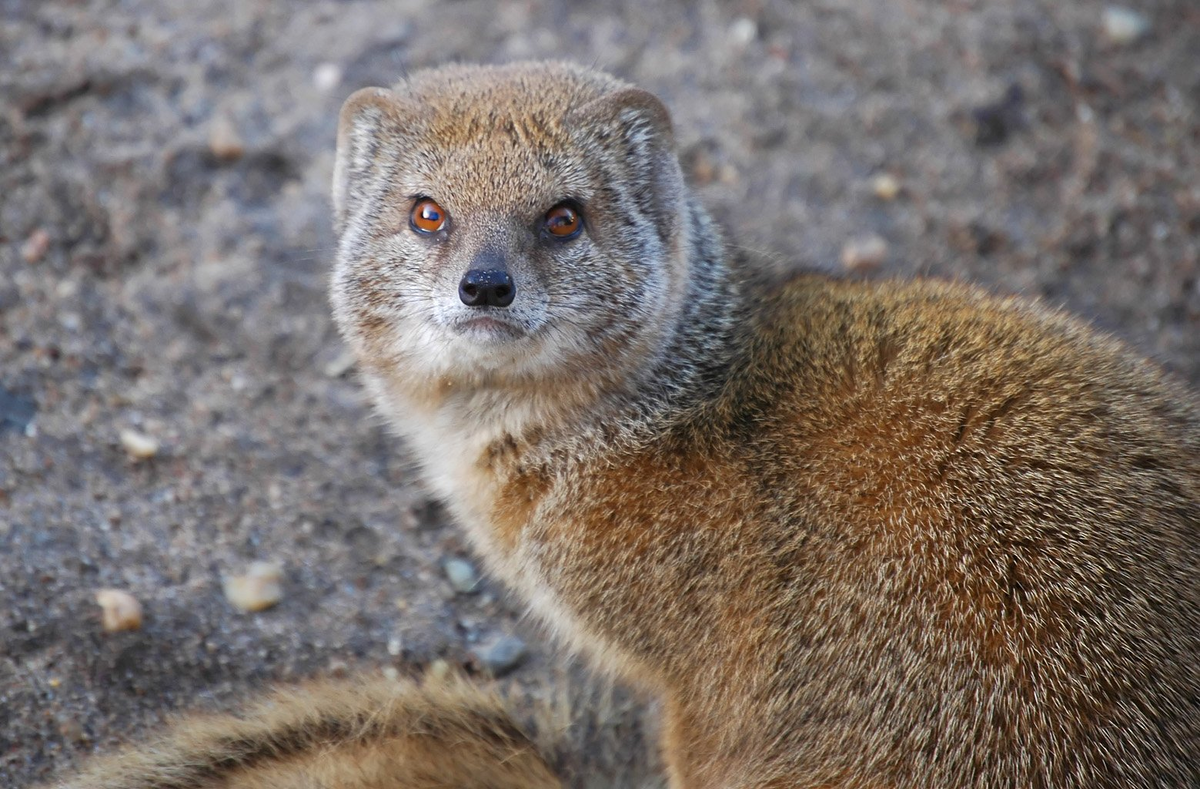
[55,61,1199,788]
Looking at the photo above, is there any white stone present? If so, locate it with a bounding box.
[223,561,284,612]
[1102,7,1150,45]
[95,589,143,632]
[313,62,343,92]
[119,428,159,459]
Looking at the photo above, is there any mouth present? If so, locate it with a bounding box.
[450,314,528,340]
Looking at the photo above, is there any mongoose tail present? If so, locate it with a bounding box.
[50,674,562,789]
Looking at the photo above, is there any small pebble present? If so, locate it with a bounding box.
[428,658,451,681]
[328,658,349,677]
[729,17,757,46]
[443,558,480,594]
[95,589,143,632]
[313,62,343,92]
[57,716,87,742]
[119,428,159,460]
[387,635,403,656]
[323,349,356,378]
[840,235,889,273]
[1102,6,1150,45]
[970,83,1024,146]
[0,386,37,434]
[473,635,527,677]
[870,173,901,201]
[382,665,400,681]
[208,115,245,162]
[21,228,51,264]
[223,561,284,612]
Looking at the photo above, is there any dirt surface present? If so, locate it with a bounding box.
[1,0,1197,786]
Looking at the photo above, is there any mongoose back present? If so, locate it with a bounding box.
[329,61,1199,788]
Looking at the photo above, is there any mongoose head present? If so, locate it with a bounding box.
[331,62,696,408]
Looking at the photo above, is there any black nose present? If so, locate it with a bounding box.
[459,269,515,307]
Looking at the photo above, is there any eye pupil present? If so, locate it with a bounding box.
[411,198,447,234]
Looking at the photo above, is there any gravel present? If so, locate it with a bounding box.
[473,634,529,677]
[443,558,482,595]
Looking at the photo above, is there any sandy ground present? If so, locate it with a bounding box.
[1,0,1197,785]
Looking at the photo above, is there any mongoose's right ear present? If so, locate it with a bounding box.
[332,87,424,236]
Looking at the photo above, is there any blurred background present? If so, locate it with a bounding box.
[1,0,1197,785]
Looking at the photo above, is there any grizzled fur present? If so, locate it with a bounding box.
[330,62,1200,787]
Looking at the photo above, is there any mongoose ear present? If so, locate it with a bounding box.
[569,86,677,169]
[569,87,686,239]
[332,86,423,236]
[570,86,675,148]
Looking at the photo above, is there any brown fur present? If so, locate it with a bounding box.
[330,62,1199,787]
[50,673,561,789]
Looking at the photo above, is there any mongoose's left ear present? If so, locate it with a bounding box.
[569,86,676,150]
[569,87,686,233]
[332,86,425,236]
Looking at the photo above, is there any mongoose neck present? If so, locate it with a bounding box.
[648,198,741,410]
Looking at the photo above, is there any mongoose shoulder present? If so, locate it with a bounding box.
[330,61,1200,788]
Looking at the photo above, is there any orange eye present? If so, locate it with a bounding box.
[544,203,582,238]
[410,198,447,234]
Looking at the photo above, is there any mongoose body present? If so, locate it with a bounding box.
[330,61,1200,788]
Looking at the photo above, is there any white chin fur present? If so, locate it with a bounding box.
[389,313,589,384]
